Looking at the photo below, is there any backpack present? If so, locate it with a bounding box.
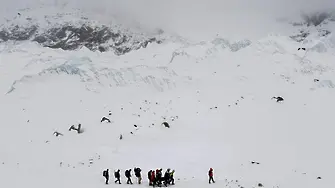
[114,171,118,178]
[148,170,152,178]
[125,170,130,177]
[103,170,107,177]
[135,168,141,177]
[209,170,213,177]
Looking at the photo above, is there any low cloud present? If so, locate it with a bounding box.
[1,0,334,39]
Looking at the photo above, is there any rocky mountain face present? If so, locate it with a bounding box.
[0,19,163,55]
[289,12,334,43]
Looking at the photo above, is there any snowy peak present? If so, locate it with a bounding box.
[0,7,163,55]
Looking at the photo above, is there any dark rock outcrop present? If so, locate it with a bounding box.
[290,30,309,42]
[0,24,163,55]
[318,29,331,37]
[0,25,38,41]
[302,12,331,26]
[290,29,331,43]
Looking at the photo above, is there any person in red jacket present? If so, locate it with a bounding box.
[151,170,156,187]
[148,170,153,185]
[208,168,215,184]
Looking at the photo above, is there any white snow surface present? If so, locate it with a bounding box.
[1,3,335,188]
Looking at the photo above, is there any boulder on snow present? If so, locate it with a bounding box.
[162,122,170,128]
[251,161,260,165]
[53,131,63,137]
[101,116,111,123]
[272,96,284,102]
[69,124,83,134]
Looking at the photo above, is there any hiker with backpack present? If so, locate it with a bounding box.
[148,170,153,185]
[169,170,175,185]
[151,170,156,187]
[103,169,109,184]
[208,168,215,184]
[156,168,163,186]
[134,167,142,184]
[163,169,171,187]
[114,169,121,184]
[125,169,133,184]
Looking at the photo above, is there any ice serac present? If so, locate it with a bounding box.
[6,58,178,94]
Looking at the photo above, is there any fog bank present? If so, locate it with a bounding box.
[1,0,334,40]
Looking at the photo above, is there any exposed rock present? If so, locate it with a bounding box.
[302,12,331,26]
[290,30,309,42]
[0,25,38,42]
[0,24,162,55]
[291,22,304,27]
[211,38,251,52]
[101,116,111,123]
[53,131,63,137]
[251,161,260,165]
[162,122,170,128]
[272,96,284,102]
[318,29,331,37]
[69,124,83,134]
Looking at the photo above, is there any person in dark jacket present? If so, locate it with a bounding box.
[114,169,121,184]
[208,168,215,184]
[103,169,109,184]
[148,170,153,185]
[134,167,142,184]
[163,169,171,186]
[156,169,163,186]
[125,169,133,184]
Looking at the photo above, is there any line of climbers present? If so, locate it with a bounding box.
[103,167,215,186]
[103,168,175,187]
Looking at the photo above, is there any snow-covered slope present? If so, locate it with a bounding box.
[1,2,335,188]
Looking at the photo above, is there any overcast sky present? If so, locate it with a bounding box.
[1,0,335,40]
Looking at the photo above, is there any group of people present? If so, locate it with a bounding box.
[103,168,215,186]
[103,168,175,187]
[148,168,175,187]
